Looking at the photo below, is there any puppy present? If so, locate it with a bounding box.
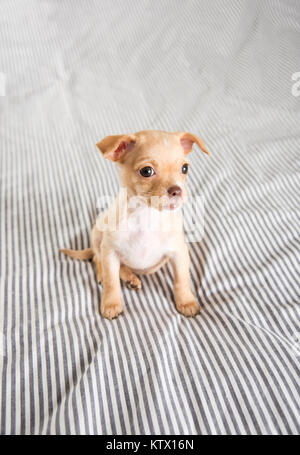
[60,130,209,319]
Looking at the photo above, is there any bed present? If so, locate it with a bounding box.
[0,0,299,434]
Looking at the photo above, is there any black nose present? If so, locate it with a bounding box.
[167,185,182,197]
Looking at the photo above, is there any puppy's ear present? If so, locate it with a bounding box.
[96,134,137,162]
[178,132,209,155]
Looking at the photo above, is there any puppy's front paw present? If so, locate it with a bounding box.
[176,298,200,317]
[101,299,123,320]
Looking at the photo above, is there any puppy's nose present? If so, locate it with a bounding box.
[167,185,182,198]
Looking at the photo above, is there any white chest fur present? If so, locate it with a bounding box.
[113,206,176,271]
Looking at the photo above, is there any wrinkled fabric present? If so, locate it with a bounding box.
[0,0,299,435]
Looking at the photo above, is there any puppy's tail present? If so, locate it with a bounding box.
[59,248,94,261]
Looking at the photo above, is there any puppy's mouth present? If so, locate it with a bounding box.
[131,190,186,212]
[156,194,184,212]
[162,197,182,211]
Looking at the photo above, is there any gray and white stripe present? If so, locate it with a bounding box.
[0,0,299,435]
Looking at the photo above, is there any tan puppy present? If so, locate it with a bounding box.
[60,130,209,319]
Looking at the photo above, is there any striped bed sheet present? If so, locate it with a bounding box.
[0,0,299,435]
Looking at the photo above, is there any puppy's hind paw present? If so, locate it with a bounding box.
[120,266,142,291]
[126,277,142,291]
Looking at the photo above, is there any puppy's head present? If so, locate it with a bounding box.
[96,130,209,211]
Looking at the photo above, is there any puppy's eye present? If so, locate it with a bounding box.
[182,163,189,174]
[139,166,155,177]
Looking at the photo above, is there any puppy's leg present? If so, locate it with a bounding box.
[91,225,103,284]
[100,247,123,319]
[93,256,103,284]
[119,265,142,290]
[171,243,200,317]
